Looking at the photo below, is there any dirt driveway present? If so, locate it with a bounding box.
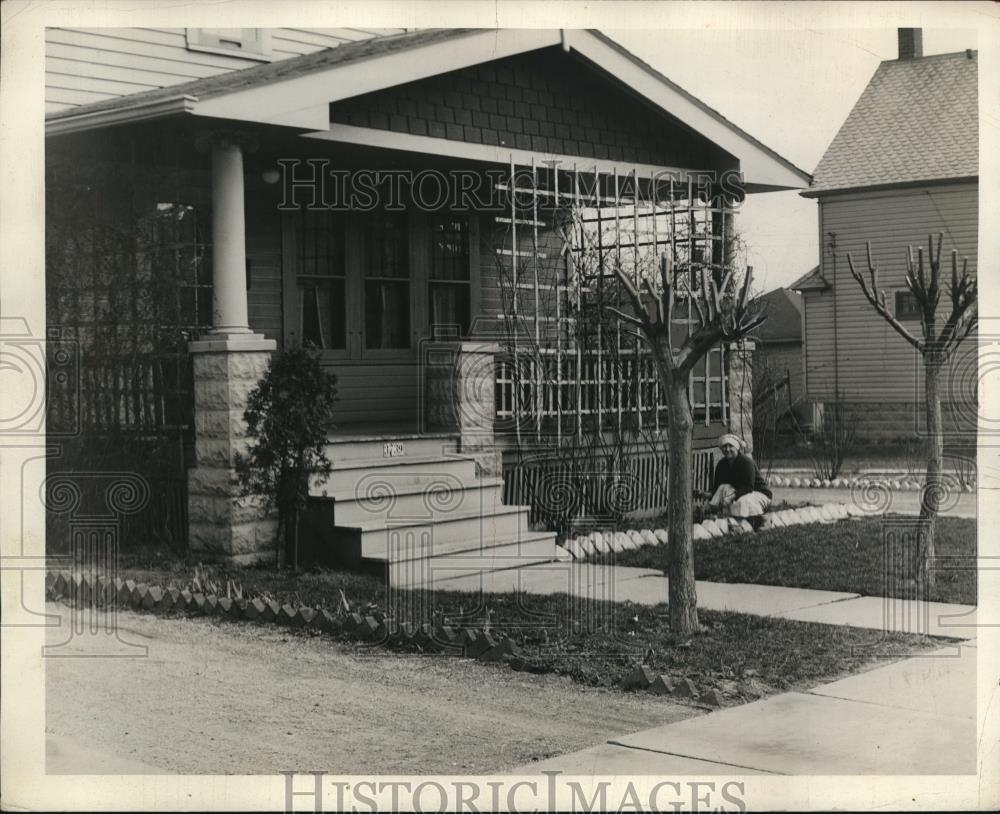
[44,602,697,775]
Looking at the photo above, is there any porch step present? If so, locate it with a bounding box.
[322,478,506,525]
[352,504,533,557]
[309,429,559,586]
[359,524,554,563]
[384,532,559,588]
[323,434,460,464]
[314,454,478,494]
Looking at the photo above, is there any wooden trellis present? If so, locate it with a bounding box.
[494,162,732,443]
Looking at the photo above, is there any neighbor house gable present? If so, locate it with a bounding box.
[803,50,978,197]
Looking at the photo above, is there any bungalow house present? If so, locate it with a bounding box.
[44,27,809,578]
[796,29,978,440]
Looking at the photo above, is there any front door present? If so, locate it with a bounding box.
[282,208,478,424]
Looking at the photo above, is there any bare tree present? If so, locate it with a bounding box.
[610,254,766,635]
[847,233,977,588]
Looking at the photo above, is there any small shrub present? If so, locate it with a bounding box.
[234,343,338,568]
[795,393,860,480]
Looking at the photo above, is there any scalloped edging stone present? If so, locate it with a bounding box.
[43,571,539,677]
[766,473,975,492]
[557,494,893,562]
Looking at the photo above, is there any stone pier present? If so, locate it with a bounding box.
[727,340,755,453]
[187,337,277,563]
[423,341,502,478]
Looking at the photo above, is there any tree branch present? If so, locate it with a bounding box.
[847,246,924,352]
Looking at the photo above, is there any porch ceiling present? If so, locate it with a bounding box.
[46,28,810,193]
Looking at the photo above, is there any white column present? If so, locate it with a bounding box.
[188,131,276,564]
[210,140,251,335]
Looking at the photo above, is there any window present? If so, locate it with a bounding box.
[429,214,471,336]
[895,290,921,320]
[363,212,410,350]
[185,29,273,60]
[298,210,346,350]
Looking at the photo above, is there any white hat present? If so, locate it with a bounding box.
[718,433,743,451]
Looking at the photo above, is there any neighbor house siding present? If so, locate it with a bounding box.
[804,181,978,406]
[45,27,400,113]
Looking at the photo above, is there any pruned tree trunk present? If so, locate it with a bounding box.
[919,358,943,589]
[665,375,699,635]
[607,253,766,636]
[848,235,977,595]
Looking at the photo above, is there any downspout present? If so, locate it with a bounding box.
[827,231,840,401]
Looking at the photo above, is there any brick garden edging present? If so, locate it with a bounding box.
[43,571,729,709]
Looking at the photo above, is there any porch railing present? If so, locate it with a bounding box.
[502,447,718,524]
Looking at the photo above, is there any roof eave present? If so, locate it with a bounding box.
[46,95,198,137]
[801,175,978,198]
[574,29,812,191]
[43,27,814,188]
[791,280,831,292]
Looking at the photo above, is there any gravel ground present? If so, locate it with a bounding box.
[44,602,697,775]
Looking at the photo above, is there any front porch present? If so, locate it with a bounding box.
[45,28,805,565]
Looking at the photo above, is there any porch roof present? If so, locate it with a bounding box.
[46,28,810,192]
[789,265,831,292]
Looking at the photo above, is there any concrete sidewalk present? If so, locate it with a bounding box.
[484,559,978,776]
[510,639,976,775]
[430,562,979,639]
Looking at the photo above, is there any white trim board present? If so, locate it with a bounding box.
[304,123,698,182]
[195,29,562,125]
[562,30,809,190]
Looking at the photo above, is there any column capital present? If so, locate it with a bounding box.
[195,129,260,154]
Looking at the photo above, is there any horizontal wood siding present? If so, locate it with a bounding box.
[45,27,401,112]
[326,362,419,425]
[805,182,978,404]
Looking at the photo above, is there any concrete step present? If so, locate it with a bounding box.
[383,532,560,588]
[351,505,532,558]
[362,525,555,564]
[324,434,459,464]
[313,455,478,495]
[330,478,506,525]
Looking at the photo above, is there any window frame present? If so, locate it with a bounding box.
[358,210,415,360]
[427,211,476,339]
[283,210,352,360]
[894,288,922,321]
[283,209,480,362]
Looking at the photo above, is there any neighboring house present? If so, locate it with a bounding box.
[751,286,804,417]
[796,28,978,440]
[44,28,809,572]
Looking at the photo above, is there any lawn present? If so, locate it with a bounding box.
[611,515,976,605]
[54,548,956,707]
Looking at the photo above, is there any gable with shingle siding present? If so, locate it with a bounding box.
[806,51,978,195]
[329,48,731,168]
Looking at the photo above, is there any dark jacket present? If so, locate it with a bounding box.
[711,453,772,500]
